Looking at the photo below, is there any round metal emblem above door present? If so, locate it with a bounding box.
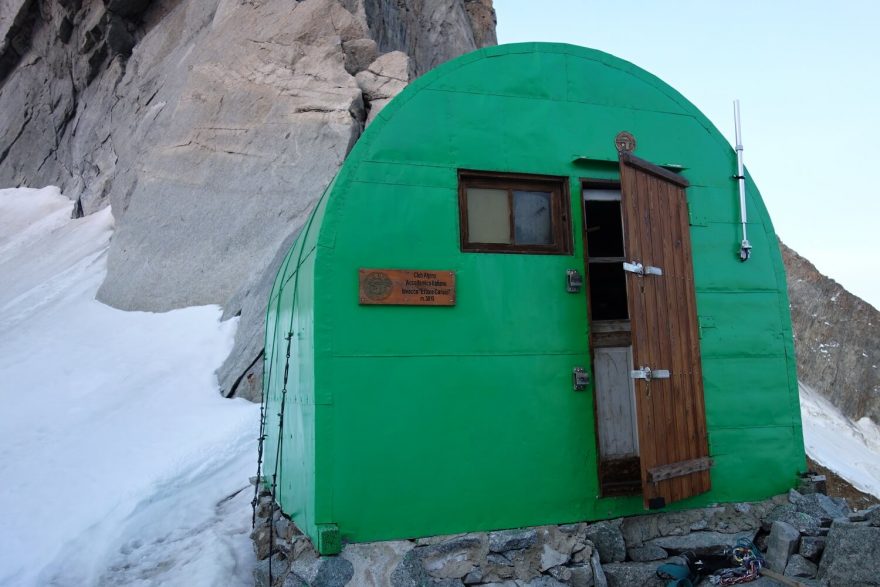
[615,131,636,153]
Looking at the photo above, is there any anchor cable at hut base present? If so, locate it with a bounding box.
[254,196,324,581]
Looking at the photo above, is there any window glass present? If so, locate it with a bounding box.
[466,188,511,244]
[513,190,552,245]
[459,171,570,254]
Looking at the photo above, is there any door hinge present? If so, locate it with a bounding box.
[631,367,671,380]
[623,261,663,277]
[573,367,590,391]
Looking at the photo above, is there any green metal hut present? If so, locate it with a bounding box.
[261,43,806,555]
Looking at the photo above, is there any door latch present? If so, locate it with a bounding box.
[631,367,671,380]
[623,262,663,277]
[573,367,590,391]
[566,269,583,293]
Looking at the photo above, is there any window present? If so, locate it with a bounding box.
[458,171,571,254]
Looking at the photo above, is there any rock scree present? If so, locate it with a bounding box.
[249,475,880,586]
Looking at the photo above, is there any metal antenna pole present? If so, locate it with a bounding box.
[734,99,752,261]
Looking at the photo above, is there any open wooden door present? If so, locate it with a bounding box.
[618,150,711,509]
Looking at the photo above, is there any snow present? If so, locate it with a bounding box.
[0,187,259,586]
[800,382,880,499]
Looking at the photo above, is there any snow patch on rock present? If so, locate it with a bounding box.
[0,187,259,586]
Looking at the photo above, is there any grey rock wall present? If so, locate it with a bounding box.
[0,0,496,400]
[363,0,496,76]
[781,241,880,423]
[250,482,877,586]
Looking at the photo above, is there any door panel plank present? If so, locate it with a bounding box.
[664,180,702,495]
[619,151,711,508]
[676,184,711,493]
[653,179,685,501]
[594,346,639,458]
[645,175,678,502]
[621,167,658,493]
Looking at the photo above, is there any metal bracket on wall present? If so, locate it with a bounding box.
[566,269,583,293]
[572,367,590,391]
[623,262,662,277]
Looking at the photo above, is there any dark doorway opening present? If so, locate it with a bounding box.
[583,182,641,497]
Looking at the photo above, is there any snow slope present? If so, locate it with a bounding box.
[0,187,259,586]
[800,381,880,498]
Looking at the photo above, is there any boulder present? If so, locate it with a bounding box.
[620,515,660,547]
[626,545,668,562]
[391,548,431,587]
[289,541,321,584]
[566,563,594,587]
[343,540,414,586]
[784,553,818,579]
[848,504,880,524]
[791,492,850,524]
[601,561,666,587]
[420,535,485,580]
[253,525,273,560]
[539,543,569,572]
[707,504,762,534]
[313,556,355,587]
[342,37,378,74]
[765,521,800,572]
[798,536,826,562]
[463,567,483,584]
[363,0,496,76]
[524,577,566,587]
[585,521,626,563]
[489,528,537,553]
[763,504,822,536]
[817,520,880,585]
[481,552,515,583]
[590,549,608,587]
[655,510,709,537]
[355,50,412,124]
[646,531,754,554]
[254,553,291,587]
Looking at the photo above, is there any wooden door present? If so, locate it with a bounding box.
[618,151,711,509]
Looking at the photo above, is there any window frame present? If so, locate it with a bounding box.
[457,170,572,254]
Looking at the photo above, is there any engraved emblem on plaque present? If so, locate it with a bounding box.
[363,271,393,301]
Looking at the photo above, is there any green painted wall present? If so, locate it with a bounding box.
[263,43,806,553]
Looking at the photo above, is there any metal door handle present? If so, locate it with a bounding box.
[631,367,670,380]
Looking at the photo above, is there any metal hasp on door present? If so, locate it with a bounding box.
[619,149,712,510]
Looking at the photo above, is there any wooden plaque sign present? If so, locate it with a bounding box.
[359,269,456,306]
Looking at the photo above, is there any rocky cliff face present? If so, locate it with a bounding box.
[0,0,496,399]
[782,242,880,423]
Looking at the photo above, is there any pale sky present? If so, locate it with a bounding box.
[496,0,880,309]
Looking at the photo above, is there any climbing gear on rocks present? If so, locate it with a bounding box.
[708,539,764,585]
[657,539,765,587]
[656,552,701,586]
